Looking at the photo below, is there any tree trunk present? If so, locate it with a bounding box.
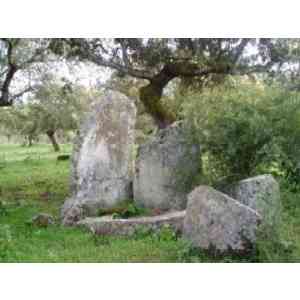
[139,83,176,129]
[139,65,179,129]
[28,136,33,147]
[46,130,60,152]
[138,62,218,129]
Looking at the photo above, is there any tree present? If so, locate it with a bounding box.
[0,105,40,146]
[1,38,299,129]
[29,80,88,151]
[0,39,50,107]
[0,107,18,142]
[0,80,91,151]
[49,38,299,128]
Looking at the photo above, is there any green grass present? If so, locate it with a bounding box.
[0,144,71,217]
[1,144,300,262]
[0,144,186,262]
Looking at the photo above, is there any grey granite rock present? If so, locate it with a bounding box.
[183,186,262,253]
[61,90,136,225]
[225,175,281,231]
[134,122,201,211]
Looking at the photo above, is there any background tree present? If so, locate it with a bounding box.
[0,38,51,107]
[28,80,90,151]
[0,107,19,142]
[0,105,38,146]
[0,79,93,151]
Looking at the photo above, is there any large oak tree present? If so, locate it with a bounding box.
[1,38,299,128]
[49,38,297,128]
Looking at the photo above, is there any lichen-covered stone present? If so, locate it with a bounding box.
[183,186,262,253]
[224,175,281,231]
[77,211,186,236]
[31,213,54,227]
[61,91,136,225]
[134,122,201,211]
[61,197,85,226]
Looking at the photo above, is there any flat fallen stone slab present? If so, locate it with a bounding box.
[76,211,186,236]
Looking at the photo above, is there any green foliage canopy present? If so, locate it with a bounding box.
[182,82,300,184]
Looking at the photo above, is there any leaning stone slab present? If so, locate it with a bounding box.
[224,175,281,231]
[77,211,186,236]
[61,91,136,225]
[183,186,262,253]
[134,122,201,211]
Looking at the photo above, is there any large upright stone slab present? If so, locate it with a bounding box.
[224,174,281,231]
[61,90,136,225]
[183,186,262,253]
[134,122,201,211]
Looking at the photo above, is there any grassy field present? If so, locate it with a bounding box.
[0,144,300,262]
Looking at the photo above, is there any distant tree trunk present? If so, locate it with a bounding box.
[46,130,60,152]
[28,136,33,147]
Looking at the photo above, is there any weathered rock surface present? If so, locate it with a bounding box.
[77,211,186,236]
[61,197,85,225]
[61,91,136,225]
[183,186,262,253]
[134,122,201,211]
[225,175,281,230]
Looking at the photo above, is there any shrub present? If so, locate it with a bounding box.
[98,200,148,219]
[182,83,300,184]
[0,224,12,260]
[0,201,8,216]
[153,225,178,242]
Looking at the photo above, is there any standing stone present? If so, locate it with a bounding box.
[183,186,262,253]
[61,91,136,225]
[224,175,281,231]
[134,122,201,211]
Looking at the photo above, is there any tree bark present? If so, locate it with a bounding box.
[0,39,19,106]
[139,62,226,129]
[46,130,60,152]
[139,81,176,129]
